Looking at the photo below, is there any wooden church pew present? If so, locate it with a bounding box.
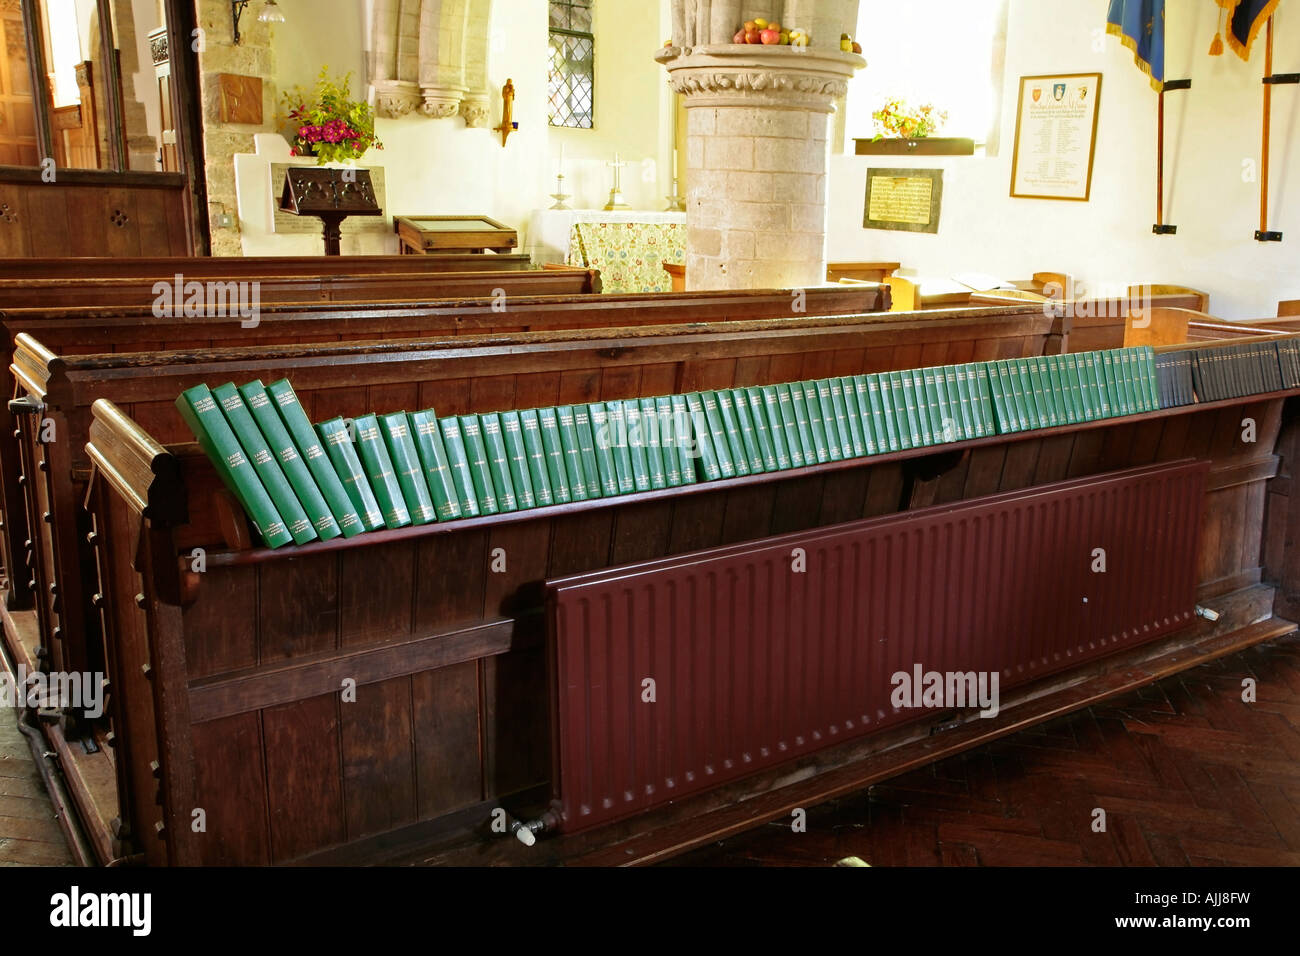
[0,253,538,279]
[0,284,890,615]
[5,305,1059,807]
[67,321,1298,865]
[0,267,602,310]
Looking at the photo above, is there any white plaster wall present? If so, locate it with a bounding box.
[827,0,1300,319]
[240,0,673,255]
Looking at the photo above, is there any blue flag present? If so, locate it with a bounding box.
[1225,0,1280,61]
[1107,0,1165,91]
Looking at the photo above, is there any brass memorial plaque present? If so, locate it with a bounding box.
[863,168,943,234]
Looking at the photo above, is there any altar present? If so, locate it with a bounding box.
[526,209,686,293]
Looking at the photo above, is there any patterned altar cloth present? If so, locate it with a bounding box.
[569,221,686,294]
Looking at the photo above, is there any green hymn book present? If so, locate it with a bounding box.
[479,412,518,513]
[801,382,833,463]
[602,402,636,493]
[713,390,750,476]
[684,392,722,481]
[586,403,621,496]
[408,410,464,521]
[775,384,807,468]
[729,388,766,474]
[177,384,293,549]
[381,411,438,524]
[239,380,341,542]
[835,378,865,458]
[499,410,536,509]
[745,388,779,472]
[266,380,364,537]
[537,408,572,503]
[573,404,605,497]
[826,378,853,458]
[760,386,792,469]
[701,391,736,478]
[436,416,481,517]
[639,398,668,490]
[556,405,589,501]
[316,417,386,531]
[868,374,900,452]
[655,396,683,486]
[623,400,652,492]
[519,409,554,506]
[352,413,413,530]
[459,414,500,514]
[851,375,879,456]
[211,382,317,545]
[669,395,697,485]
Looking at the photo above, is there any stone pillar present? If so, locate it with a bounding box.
[657,41,862,290]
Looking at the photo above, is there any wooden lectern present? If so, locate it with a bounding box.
[279,168,382,256]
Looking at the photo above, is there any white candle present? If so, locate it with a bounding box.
[558,142,565,174]
[672,147,677,182]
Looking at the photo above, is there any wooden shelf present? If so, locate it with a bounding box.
[854,137,975,156]
[197,386,1300,568]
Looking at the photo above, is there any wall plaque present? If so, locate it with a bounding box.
[863,168,943,233]
[1010,72,1102,201]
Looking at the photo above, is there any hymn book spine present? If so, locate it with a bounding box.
[745,388,780,471]
[499,410,536,509]
[408,410,464,520]
[436,416,482,517]
[586,404,621,496]
[851,377,878,456]
[351,413,413,530]
[556,405,590,501]
[176,384,294,549]
[684,393,722,481]
[774,384,807,467]
[459,414,500,514]
[381,411,438,524]
[602,402,637,493]
[639,398,668,490]
[267,380,364,537]
[211,382,317,545]
[668,395,697,485]
[655,396,684,486]
[574,404,606,497]
[316,417,387,531]
[519,409,554,505]
[729,388,766,474]
[239,380,341,542]
[478,412,518,513]
[537,408,572,503]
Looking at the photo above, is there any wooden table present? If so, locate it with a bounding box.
[395,215,518,255]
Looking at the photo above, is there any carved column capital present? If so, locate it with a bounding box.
[656,44,863,111]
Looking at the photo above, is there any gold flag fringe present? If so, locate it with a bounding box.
[1106,21,1164,92]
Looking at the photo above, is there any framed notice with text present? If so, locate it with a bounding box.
[863,168,943,233]
[1010,73,1102,201]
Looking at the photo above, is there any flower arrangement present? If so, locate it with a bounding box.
[871,98,948,141]
[280,68,382,164]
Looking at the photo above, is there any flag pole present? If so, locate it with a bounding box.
[1259,16,1274,239]
[1255,14,1297,241]
[1153,77,1190,235]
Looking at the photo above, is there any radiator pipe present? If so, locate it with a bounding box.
[508,809,560,846]
[0,639,97,867]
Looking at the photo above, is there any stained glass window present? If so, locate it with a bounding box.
[548,1,594,129]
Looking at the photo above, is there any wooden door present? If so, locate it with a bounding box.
[0,6,39,166]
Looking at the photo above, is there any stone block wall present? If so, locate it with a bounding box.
[194,0,277,255]
[685,102,830,289]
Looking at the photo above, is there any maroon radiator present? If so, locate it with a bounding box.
[546,460,1208,833]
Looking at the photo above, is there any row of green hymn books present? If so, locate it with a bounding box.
[176,342,1295,549]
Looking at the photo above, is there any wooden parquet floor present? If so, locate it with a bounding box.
[0,701,73,866]
[668,635,1300,867]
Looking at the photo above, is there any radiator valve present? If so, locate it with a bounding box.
[1195,605,1220,622]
